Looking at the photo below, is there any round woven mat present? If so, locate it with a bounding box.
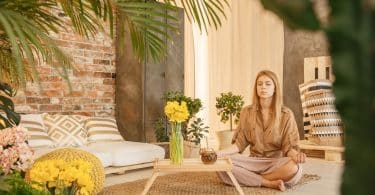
[100,172,320,195]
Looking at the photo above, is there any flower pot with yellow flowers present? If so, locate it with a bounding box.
[164,101,190,164]
[162,91,203,158]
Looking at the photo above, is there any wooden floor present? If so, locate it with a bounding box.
[105,157,343,195]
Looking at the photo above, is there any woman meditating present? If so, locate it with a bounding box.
[217,70,306,191]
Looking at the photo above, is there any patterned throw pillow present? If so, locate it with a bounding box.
[20,114,54,148]
[43,114,88,147]
[84,117,123,142]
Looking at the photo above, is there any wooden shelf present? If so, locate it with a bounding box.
[300,140,344,162]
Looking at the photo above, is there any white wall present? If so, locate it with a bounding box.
[185,0,284,149]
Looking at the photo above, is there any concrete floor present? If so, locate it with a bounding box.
[105,157,343,195]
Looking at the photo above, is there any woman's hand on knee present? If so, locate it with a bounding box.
[292,152,306,163]
[287,149,306,163]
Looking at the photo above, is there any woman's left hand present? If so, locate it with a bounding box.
[292,152,306,163]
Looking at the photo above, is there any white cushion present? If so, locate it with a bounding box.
[31,141,165,168]
[78,146,113,167]
[20,114,54,148]
[86,141,165,166]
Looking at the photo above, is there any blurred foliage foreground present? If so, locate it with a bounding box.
[260,0,375,194]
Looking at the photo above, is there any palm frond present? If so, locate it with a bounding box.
[57,0,100,38]
[165,0,229,33]
[116,0,179,62]
[0,6,71,88]
[0,0,229,87]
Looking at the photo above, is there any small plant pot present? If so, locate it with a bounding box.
[184,141,201,158]
[216,130,235,150]
[199,148,217,164]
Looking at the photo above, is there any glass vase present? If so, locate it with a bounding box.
[169,122,184,164]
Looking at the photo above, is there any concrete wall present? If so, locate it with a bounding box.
[116,9,184,142]
[283,27,329,137]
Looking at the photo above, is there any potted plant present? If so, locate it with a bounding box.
[215,92,244,149]
[184,117,209,158]
[163,91,204,157]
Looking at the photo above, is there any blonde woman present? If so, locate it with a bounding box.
[217,70,305,191]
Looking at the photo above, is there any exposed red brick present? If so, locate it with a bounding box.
[85,91,97,98]
[13,18,115,117]
[74,42,97,50]
[26,97,51,104]
[83,104,102,110]
[37,67,51,74]
[94,72,112,78]
[73,70,93,77]
[12,97,26,104]
[15,105,38,113]
[84,65,106,72]
[24,91,39,96]
[103,91,114,98]
[102,99,114,103]
[71,111,94,116]
[63,91,84,97]
[40,105,62,111]
[103,79,115,85]
[93,59,110,65]
[73,98,92,104]
[39,75,63,82]
[41,83,63,90]
[62,105,75,111]
[94,85,113,91]
[41,90,62,97]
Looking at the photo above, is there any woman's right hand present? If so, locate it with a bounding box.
[216,144,240,158]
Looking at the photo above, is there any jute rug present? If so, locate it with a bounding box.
[100,172,320,195]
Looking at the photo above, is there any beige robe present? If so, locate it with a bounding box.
[218,105,302,187]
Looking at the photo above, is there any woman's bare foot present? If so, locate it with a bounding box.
[262,179,286,191]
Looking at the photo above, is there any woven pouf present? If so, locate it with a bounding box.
[32,148,105,194]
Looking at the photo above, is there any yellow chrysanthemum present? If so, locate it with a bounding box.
[164,101,189,122]
[28,159,94,194]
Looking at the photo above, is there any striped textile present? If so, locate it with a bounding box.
[43,114,88,147]
[84,117,124,142]
[299,80,344,146]
[20,114,54,148]
[299,79,333,138]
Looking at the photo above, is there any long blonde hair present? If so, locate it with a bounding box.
[252,70,282,130]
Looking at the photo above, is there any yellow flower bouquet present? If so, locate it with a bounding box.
[28,159,94,195]
[164,101,189,164]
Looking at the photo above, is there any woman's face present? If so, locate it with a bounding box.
[256,75,275,99]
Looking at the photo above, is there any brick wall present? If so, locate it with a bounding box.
[13,16,116,117]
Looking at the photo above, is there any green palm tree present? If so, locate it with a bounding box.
[0,0,229,88]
